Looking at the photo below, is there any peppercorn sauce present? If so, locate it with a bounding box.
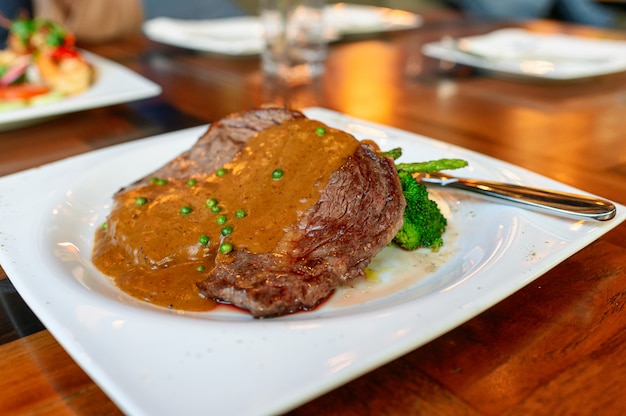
[92,119,360,311]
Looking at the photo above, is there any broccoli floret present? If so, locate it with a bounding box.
[393,173,447,251]
[376,150,466,251]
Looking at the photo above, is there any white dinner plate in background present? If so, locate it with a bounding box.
[143,3,422,55]
[422,28,626,80]
[0,52,161,131]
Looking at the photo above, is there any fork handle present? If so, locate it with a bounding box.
[440,178,616,221]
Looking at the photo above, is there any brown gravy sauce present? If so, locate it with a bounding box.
[92,119,360,311]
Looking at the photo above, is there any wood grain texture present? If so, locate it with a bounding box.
[0,331,122,415]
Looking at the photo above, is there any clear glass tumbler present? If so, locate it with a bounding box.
[260,0,327,85]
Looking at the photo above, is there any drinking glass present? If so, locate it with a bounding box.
[260,0,327,85]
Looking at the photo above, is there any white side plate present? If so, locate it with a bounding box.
[143,4,422,55]
[422,28,626,80]
[0,51,161,131]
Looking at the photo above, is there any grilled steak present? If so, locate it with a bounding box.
[93,107,405,318]
[127,106,306,190]
[198,141,405,317]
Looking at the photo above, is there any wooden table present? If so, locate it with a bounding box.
[2,10,626,415]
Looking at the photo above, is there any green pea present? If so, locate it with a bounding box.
[216,215,227,225]
[198,234,210,246]
[235,209,247,219]
[135,197,148,206]
[221,226,233,236]
[101,222,107,230]
[156,179,167,186]
[149,177,159,184]
[180,206,192,215]
[187,179,197,186]
[216,168,228,177]
[272,169,284,180]
[196,265,206,272]
[219,242,233,254]
[206,198,218,208]
[315,126,326,136]
[210,205,222,213]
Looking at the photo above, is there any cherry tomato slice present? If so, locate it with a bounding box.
[51,45,80,61]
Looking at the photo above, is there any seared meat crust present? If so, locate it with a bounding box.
[198,138,405,318]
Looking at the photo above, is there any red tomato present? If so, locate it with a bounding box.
[51,46,80,61]
[63,32,76,48]
[0,84,51,101]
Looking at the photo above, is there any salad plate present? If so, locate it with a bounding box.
[422,28,626,80]
[143,3,421,55]
[0,52,161,131]
[0,108,623,415]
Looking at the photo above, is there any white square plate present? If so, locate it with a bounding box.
[422,28,626,80]
[143,3,422,55]
[0,108,623,415]
[0,52,161,131]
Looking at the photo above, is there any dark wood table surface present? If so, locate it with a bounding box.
[2,8,626,415]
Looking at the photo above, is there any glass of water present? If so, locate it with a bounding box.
[260,0,328,85]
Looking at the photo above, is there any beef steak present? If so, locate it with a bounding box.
[96,107,405,318]
[125,106,306,190]
[193,109,405,317]
[198,141,405,317]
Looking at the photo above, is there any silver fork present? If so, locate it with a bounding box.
[415,171,616,221]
